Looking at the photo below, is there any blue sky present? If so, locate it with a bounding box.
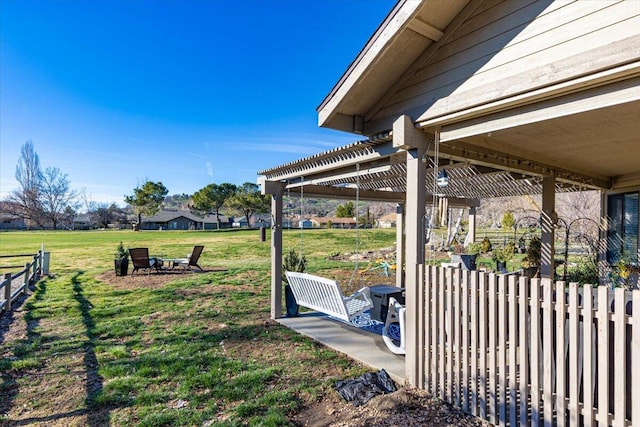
[0,0,395,207]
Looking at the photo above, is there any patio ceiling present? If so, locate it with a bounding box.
[258,131,592,205]
[421,79,640,192]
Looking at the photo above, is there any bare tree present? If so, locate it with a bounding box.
[91,203,127,228]
[6,141,44,227]
[40,166,79,229]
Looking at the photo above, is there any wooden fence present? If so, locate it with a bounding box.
[0,248,48,313]
[423,266,638,427]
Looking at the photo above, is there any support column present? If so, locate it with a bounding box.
[394,114,428,388]
[598,190,608,285]
[439,197,449,227]
[261,179,285,319]
[467,206,477,245]
[395,203,405,288]
[540,176,556,279]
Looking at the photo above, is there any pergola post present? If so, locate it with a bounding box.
[468,206,477,244]
[261,179,285,319]
[394,114,428,387]
[540,176,556,279]
[598,190,608,284]
[395,203,405,288]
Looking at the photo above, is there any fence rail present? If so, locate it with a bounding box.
[0,249,47,313]
[422,266,637,426]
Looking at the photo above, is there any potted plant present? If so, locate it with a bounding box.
[114,241,129,276]
[480,237,493,254]
[492,242,515,272]
[615,259,640,290]
[450,242,481,270]
[521,236,541,278]
[282,249,306,317]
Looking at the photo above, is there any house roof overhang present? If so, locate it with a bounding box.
[315,0,640,192]
[317,0,474,133]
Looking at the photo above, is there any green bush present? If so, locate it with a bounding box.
[522,236,541,267]
[492,242,515,263]
[282,249,306,284]
[480,237,492,254]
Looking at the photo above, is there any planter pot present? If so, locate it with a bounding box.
[114,258,129,276]
[284,285,299,317]
[450,254,477,271]
[522,266,539,278]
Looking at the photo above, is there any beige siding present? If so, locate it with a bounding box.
[369,0,640,130]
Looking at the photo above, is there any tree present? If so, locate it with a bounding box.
[227,182,269,227]
[6,141,44,226]
[358,206,374,227]
[39,166,79,229]
[192,183,237,229]
[501,210,515,230]
[124,181,168,229]
[335,201,355,218]
[91,203,127,228]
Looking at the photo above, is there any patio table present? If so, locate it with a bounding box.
[160,258,180,270]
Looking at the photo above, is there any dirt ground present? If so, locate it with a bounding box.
[1,263,487,426]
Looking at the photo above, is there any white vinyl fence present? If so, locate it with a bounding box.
[423,266,638,427]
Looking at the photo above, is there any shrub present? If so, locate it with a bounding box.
[480,237,492,253]
[522,236,541,267]
[492,242,515,263]
[115,241,128,260]
[282,249,306,284]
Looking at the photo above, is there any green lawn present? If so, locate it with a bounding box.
[0,228,396,426]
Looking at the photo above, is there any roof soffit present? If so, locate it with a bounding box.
[317,0,471,133]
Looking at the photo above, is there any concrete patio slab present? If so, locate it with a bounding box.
[276,312,406,384]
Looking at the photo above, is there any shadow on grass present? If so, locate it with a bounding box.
[0,273,110,426]
[0,280,45,424]
[71,271,108,426]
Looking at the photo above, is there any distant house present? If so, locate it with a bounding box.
[233,214,271,228]
[295,219,313,229]
[73,213,93,230]
[0,213,26,230]
[310,216,357,229]
[141,210,230,230]
[377,213,397,229]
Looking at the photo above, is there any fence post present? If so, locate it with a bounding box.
[23,263,30,294]
[42,251,50,275]
[38,249,44,277]
[31,256,38,282]
[3,273,11,312]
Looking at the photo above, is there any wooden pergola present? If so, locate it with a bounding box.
[259,121,603,307]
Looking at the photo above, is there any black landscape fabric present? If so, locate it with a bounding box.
[335,369,396,406]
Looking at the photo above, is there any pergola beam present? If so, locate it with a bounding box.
[260,140,397,183]
[284,184,403,203]
[437,141,610,189]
